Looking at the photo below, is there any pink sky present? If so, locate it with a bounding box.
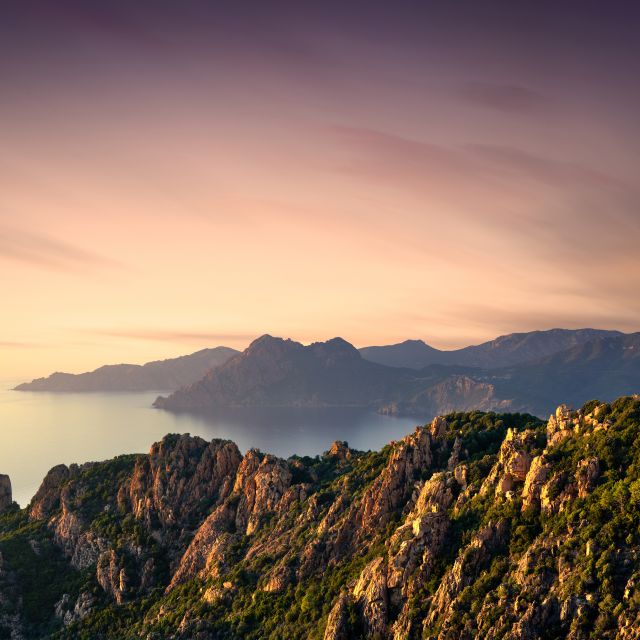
[1,2,639,379]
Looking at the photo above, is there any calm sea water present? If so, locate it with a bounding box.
[0,381,419,507]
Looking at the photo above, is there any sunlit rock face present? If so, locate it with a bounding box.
[0,474,11,512]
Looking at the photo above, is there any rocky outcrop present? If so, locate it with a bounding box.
[353,557,388,636]
[522,455,550,511]
[387,472,456,638]
[547,404,577,446]
[30,464,113,570]
[546,403,609,448]
[387,472,455,598]
[96,550,129,605]
[537,456,600,516]
[427,520,508,626]
[29,464,71,519]
[54,591,95,627]
[576,457,600,498]
[262,561,294,593]
[353,428,432,540]
[323,593,351,640]
[168,450,292,589]
[233,450,292,535]
[429,415,448,439]
[480,428,536,499]
[167,501,237,589]
[326,441,352,463]
[0,474,12,512]
[121,435,242,537]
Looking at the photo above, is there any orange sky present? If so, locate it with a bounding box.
[1,2,639,380]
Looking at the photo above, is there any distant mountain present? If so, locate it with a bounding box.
[493,332,640,416]
[154,335,402,410]
[360,328,623,369]
[23,329,635,414]
[155,332,640,418]
[14,347,239,392]
[359,339,448,368]
[154,335,511,415]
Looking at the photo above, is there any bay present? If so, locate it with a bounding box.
[0,381,419,507]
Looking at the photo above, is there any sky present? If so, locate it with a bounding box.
[1,0,640,379]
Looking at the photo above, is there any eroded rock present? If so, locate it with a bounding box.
[0,474,12,513]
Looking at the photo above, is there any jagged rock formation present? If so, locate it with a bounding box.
[0,475,12,513]
[2,396,640,639]
[119,435,242,539]
[14,346,239,392]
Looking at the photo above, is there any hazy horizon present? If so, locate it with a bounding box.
[5,325,635,382]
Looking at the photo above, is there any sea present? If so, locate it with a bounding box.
[0,380,419,506]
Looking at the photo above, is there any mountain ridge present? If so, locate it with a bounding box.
[359,328,624,369]
[153,334,409,411]
[153,335,510,416]
[154,332,639,418]
[14,346,239,392]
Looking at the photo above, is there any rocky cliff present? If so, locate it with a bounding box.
[0,475,12,513]
[2,396,640,639]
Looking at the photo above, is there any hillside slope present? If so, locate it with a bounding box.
[2,396,640,638]
[14,347,239,392]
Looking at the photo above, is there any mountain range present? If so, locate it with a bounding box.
[155,330,640,418]
[14,329,640,418]
[2,395,640,638]
[152,334,513,416]
[359,328,622,369]
[153,335,420,411]
[14,347,239,392]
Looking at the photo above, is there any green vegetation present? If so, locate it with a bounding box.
[0,511,88,638]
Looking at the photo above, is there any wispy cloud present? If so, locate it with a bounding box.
[329,125,640,238]
[0,226,120,272]
[457,82,548,114]
[465,144,627,190]
[86,329,256,346]
[0,341,41,348]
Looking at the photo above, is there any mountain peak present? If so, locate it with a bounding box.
[248,334,284,347]
[309,337,361,365]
